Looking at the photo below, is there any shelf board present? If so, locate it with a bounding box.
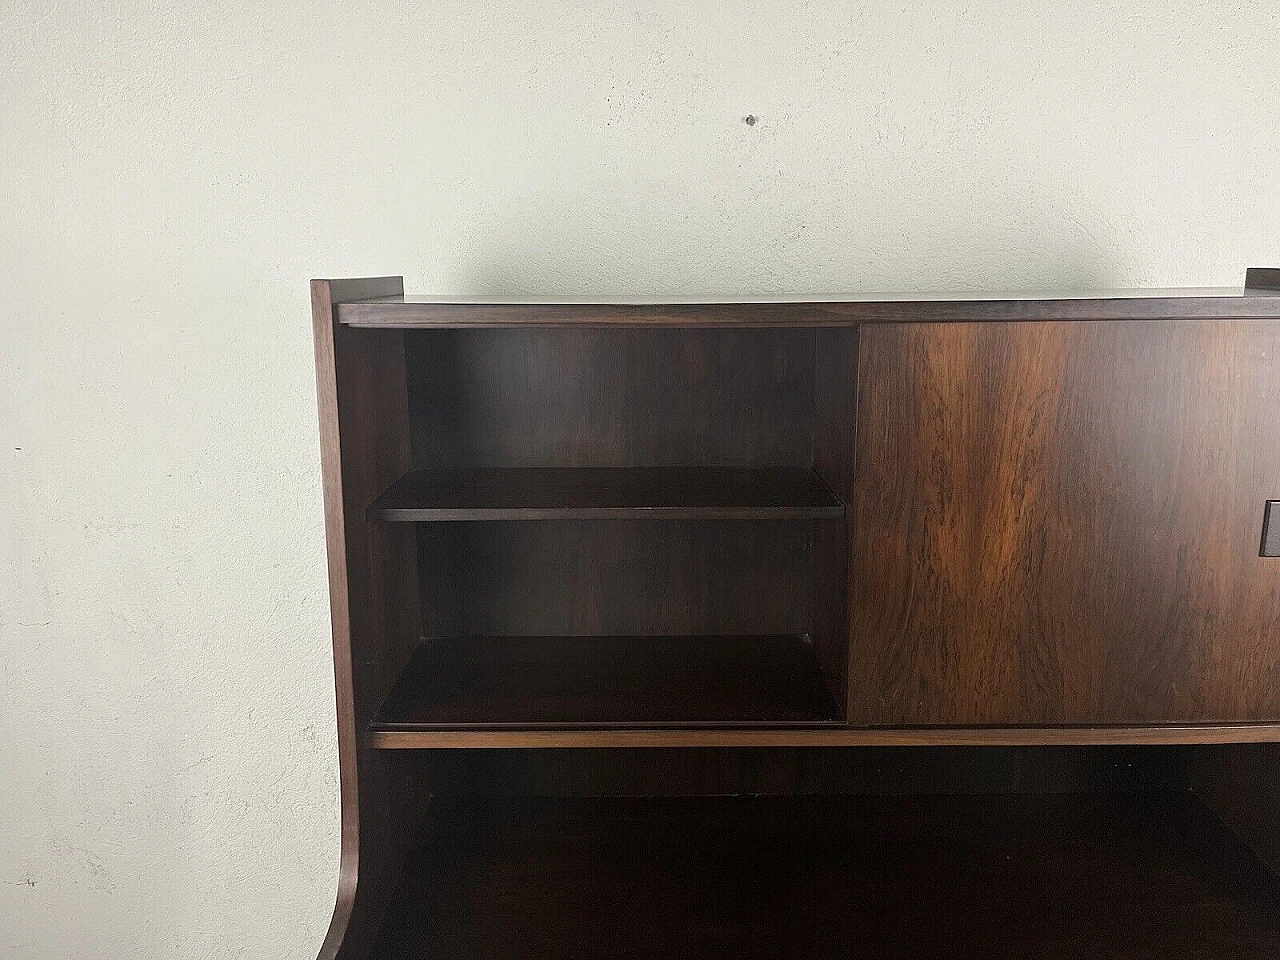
[371,634,843,731]
[368,722,1280,749]
[368,466,844,521]
[368,793,1280,959]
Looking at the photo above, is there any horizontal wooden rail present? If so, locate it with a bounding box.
[367,724,1280,749]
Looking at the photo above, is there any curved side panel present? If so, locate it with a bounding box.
[312,277,429,960]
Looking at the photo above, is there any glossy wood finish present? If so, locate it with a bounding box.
[312,277,429,960]
[368,466,842,521]
[402,324,850,713]
[433,520,812,637]
[811,327,859,716]
[341,288,1280,327]
[1246,268,1280,291]
[850,320,1280,726]
[368,723,1280,750]
[419,745,1195,797]
[367,793,1280,960]
[372,634,841,731]
[405,327,815,468]
[1194,745,1280,877]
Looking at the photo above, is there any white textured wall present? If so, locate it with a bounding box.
[2,2,1277,956]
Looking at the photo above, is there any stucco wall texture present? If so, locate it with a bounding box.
[2,2,1278,957]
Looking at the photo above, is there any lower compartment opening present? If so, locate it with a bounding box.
[366,745,1280,959]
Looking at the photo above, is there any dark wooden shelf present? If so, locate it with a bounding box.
[370,634,843,731]
[368,722,1280,750]
[367,467,844,521]
[367,793,1280,960]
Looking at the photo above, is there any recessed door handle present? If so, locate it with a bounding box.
[1261,501,1280,557]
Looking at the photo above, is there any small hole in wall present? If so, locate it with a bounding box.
[744,115,758,126]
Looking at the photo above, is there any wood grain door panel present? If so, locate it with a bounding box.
[850,321,1280,725]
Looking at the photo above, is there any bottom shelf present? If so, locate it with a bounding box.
[369,793,1280,959]
[372,634,842,730]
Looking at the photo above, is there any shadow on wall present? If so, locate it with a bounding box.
[436,180,1125,297]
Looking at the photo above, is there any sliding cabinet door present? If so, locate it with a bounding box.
[849,320,1280,725]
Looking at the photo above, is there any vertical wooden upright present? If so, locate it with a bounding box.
[312,277,427,960]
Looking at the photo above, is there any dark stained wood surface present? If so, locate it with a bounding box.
[849,320,1280,726]
[1194,745,1280,877]
[419,745,1195,798]
[367,793,1280,960]
[372,634,842,730]
[341,286,1280,327]
[405,327,816,469]
[312,277,431,960]
[431,520,813,638]
[368,467,843,520]
[315,273,1280,960]
[811,327,860,719]
[1246,268,1280,291]
[368,723,1280,750]
[401,325,827,719]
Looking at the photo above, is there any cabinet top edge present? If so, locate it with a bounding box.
[334,286,1280,326]
[363,286,1261,305]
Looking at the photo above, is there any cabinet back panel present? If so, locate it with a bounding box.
[418,520,811,637]
[416,746,1194,797]
[405,328,815,468]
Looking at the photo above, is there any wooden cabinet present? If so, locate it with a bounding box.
[849,320,1280,725]
[312,274,1280,960]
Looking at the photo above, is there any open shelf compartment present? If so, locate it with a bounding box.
[371,633,843,731]
[381,325,859,734]
[367,791,1280,960]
